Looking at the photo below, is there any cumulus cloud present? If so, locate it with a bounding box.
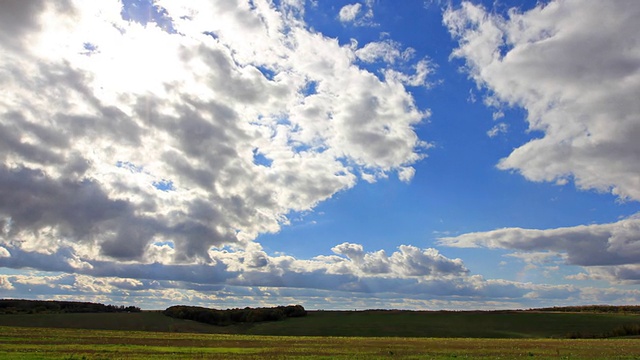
[338,3,362,23]
[331,242,468,277]
[0,0,428,268]
[445,1,640,200]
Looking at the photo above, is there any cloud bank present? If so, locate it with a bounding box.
[6,240,636,310]
[439,214,640,283]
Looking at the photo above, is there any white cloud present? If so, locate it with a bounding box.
[67,254,94,270]
[338,1,376,27]
[355,40,402,64]
[486,122,508,138]
[0,276,13,290]
[492,111,504,121]
[354,39,434,89]
[384,59,434,88]
[0,0,428,266]
[338,3,362,23]
[445,1,640,200]
[397,166,416,182]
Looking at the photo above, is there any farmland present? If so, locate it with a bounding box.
[2,325,640,359]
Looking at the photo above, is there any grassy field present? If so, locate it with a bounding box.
[2,325,640,359]
[1,310,639,339]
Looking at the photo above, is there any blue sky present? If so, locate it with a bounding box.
[1,0,640,310]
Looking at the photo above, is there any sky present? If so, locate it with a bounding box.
[1,0,640,310]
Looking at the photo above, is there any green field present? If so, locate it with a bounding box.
[0,312,221,334]
[2,325,640,359]
[246,310,640,338]
[2,310,640,359]
[1,310,640,338]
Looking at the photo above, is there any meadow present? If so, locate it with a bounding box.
[3,325,640,359]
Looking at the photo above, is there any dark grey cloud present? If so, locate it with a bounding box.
[439,215,640,284]
[0,165,171,260]
[0,0,52,50]
[0,245,233,284]
[440,216,640,267]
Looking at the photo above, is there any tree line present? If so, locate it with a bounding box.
[531,305,640,314]
[163,304,307,326]
[0,299,141,314]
